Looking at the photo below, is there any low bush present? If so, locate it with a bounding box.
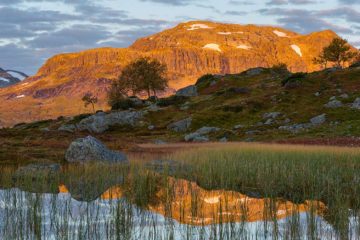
[157,95,188,107]
[281,72,307,86]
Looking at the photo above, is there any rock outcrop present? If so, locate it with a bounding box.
[65,136,128,164]
[185,126,220,142]
[77,111,143,134]
[176,85,198,97]
[352,98,360,110]
[167,117,192,132]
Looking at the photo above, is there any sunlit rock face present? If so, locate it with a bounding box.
[0,20,347,127]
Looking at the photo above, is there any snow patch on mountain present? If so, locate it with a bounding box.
[203,44,222,52]
[237,44,252,50]
[0,77,9,82]
[15,95,25,98]
[187,24,213,31]
[273,30,288,37]
[218,32,232,35]
[291,44,302,57]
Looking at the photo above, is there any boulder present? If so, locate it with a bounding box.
[184,132,201,142]
[352,98,360,110]
[58,124,76,133]
[219,137,228,142]
[279,123,311,133]
[148,125,155,130]
[176,85,198,97]
[314,92,321,97]
[324,99,343,108]
[65,136,128,164]
[77,110,143,134]
[233,124,244,130]
[146,104,161,112]
[310,114,326,125]
[263,112,281,119]
[339,93,349,99]
[264,119,274,125]
[167,117,192,132]
[192,136,209,142]
[196,126,220,135]
[154,139,167,145]
[184,126,220,142]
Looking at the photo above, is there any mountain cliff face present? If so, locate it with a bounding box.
[0,21,348,126]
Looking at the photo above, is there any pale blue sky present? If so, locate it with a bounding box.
[0,0,358,74]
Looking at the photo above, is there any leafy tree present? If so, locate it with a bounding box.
[314,38,356,68]
[313,52,329,69]
[82,92,98,113]
[110,57,168,100]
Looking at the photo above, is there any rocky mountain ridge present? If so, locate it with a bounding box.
[0,68,28,88]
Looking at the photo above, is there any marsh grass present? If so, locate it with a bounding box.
[0,143,359,239]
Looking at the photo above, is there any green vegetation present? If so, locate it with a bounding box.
[313,37,357,68]
[82,92,98,113]
[108,57,168,108]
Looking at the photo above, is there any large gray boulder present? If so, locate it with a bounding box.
[176,85,198,97]
[310,114,326,125]
[324,99,343,108]
[352,98,360,110]
[77,110,143,134]
[167,117,192,132]
[65,136,128,164]
[184,126,220,142]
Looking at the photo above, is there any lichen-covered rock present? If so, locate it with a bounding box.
[167,117,192,132]
[310,114,326,125]
[176,85,198,97]
[184,126,220,142]
[65,136,128,164]
[352,98,360,110]
[278,123,311,133]
[263,112,281,119]
[324,99,343,108]
[195,126,220,135]
[77,110,143,134]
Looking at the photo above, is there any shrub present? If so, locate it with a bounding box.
[111,98,136,110]
[281,72,307,86]
[221,105,244,113]
[195,74,215,86]
[157,95,189,107]
[271,63,289,74]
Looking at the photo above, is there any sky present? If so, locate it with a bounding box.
[0,0,359,75]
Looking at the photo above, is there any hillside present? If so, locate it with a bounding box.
[0,20,347,127]
[1,65,360,165]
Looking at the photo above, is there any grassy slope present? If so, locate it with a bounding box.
[1,66,360,165]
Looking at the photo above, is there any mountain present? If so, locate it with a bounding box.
[0,21,352,126]
[0,68,28,88]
